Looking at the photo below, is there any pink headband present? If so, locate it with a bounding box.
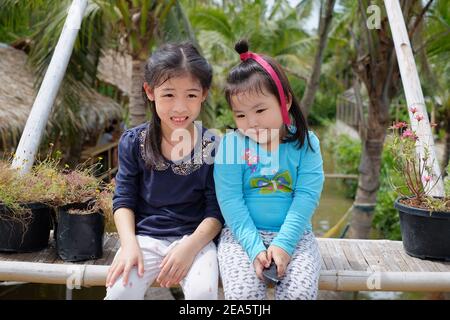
[240,51,290,125]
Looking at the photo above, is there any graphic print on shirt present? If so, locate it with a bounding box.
[242,148,259,173]
[249,170,293,194]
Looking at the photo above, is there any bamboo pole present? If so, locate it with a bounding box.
[1,261,450,292]
[0,262,108,287]
[384,0,444,196]
[320,270,450,292]
[11,0,88,174]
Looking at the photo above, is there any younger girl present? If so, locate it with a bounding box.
[214,40,324,300]
[105,42,224,300]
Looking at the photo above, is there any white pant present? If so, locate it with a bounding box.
[105,235,219,300]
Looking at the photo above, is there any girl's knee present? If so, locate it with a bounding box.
[222,277,266,300]
[184,283,218,300]
[276,279,319,300]
[104,282,144,300]
[104,269,151,300]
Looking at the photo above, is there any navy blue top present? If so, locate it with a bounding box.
[113,123,224,238]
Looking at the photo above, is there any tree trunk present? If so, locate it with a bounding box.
[129,59,147,128]
[348,97,390,239]
[300,0,336,118]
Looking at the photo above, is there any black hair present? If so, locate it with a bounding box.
[225,39,312,151]
[142,42,212,168]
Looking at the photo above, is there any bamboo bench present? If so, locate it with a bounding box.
[1,233,450,292]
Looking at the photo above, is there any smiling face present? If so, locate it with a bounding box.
[230,85,291,146]
[144,74,207,135]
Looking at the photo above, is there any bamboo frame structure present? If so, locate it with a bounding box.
[1,261,450,292]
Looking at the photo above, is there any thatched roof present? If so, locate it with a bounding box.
[0,45,123,149]
[97,49,132,96]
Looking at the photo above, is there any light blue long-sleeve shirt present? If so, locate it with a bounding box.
[213,130,324,263]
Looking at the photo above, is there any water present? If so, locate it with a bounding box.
[312,126,353,237]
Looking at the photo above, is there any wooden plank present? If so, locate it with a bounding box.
[320,256,327,271]
[389,241,441,272]
[347,241,370,271]
[387,241,417,272]
[432,261,450,272]
[415,256,441,272]
[396,248,428,272]
[326,240,352,270]
[339,241,367,271]
[357,241,385,272]
[371,240,401,272]
[317,240,335,270]
[392,248,417,272]
[390,241,450,272]
[379,241,409,272]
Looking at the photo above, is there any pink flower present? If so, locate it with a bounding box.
[401,129,418,141]
[422,175,432,183]
[414,113,424,122]
[391,122,408,129]
[409,106,418,114]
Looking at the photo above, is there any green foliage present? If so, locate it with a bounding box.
[323,132,361,198]
[372,186,401,240]
[308,89,338,126]
[373,146,404,240]
[187,0,314,129]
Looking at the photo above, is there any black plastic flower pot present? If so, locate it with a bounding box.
[0,202,52,252]
[55,200,104,262]
[394,197,450,261]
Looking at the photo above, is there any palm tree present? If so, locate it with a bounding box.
[186,0,317,128]
[300,0,337,118]
[1,0,195,137]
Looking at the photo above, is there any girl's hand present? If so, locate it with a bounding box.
[106,242,144,287]
[253,250,270,280]
[157,239,198,287]
[267,245,291,278]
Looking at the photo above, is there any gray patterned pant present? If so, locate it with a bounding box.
[218,228,321,300]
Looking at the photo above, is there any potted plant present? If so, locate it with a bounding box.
[388,115,450,261]
[43,163,114,262]
[0,160,53,252]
